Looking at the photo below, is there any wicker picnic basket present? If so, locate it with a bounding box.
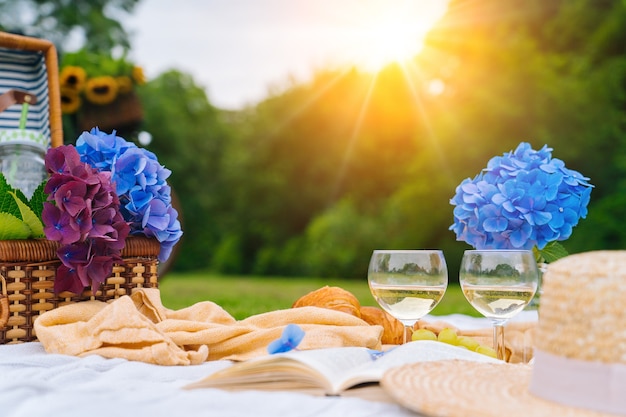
[0,32,162,344]
[0,237,160,344]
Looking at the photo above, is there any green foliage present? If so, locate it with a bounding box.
[0,174,45,239]
[534,242,569,264]
[0,174,21,220]
[211,235,245,274]
[565,191,626,251]
[60,49,137,78]
[29,181,47,224]
[0,0,140,53]
[288,199,381,278]
[0,213,32,240]
[138,71,234,271]
[211,64,439,275]
[11,191,44,237]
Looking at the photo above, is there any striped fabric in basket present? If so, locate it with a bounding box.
[0,47,51,148]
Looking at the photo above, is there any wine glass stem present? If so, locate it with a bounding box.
[403,325,412,344]
[493,323,506,360]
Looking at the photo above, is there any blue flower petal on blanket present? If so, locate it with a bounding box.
[367,346,397,361]
[267,324,305,354]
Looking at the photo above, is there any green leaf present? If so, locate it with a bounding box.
[12,186,29,206]
[0,213,32,239]
[10,191,44,238]
[0,174,47,238]
[536,241,569,263]
[29,180,48,224]
[0,173,22,220]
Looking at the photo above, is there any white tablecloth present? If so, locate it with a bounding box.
[0,311,537,417]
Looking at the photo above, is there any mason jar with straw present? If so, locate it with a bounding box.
[0,90,48,198]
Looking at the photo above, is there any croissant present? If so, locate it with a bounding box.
[291,286,361,318]
[360,306,405,345]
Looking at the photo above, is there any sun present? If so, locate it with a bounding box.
[337,0,448,72]
[358,14,427,71]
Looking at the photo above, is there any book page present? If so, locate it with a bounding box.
[336,340,500,392]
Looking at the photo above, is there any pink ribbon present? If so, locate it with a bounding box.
[529,349,626,415]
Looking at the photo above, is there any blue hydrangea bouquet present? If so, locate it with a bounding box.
[450,142,593,262]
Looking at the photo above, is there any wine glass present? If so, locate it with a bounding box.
[459,250,539,360]
[368,250,448,344]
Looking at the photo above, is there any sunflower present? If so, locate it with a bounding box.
[60,87,81,114]
[132,66,146,85]
[115,75,133,94]
[84,76,119,105]
[59,66,87,92]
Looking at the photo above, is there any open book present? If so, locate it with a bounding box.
[184,340,500,395]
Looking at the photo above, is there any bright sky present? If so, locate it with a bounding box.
[125,0,448,109]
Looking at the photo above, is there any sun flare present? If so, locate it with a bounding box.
[339,0,449,72]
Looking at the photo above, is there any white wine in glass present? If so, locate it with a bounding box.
[368,250,448,344]
[459,250,539,360]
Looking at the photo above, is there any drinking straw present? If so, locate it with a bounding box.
[19,95,31,130]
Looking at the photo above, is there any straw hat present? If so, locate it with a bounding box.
[381,251,626,417]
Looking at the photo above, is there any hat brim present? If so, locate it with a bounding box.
[381,360,614,417]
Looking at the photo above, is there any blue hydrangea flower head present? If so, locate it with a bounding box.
[450,142,593,250]
[76,127,135,171]
[76,127,182,262]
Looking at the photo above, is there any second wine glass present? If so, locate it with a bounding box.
[459,250,539,360]
[368,250,448,344]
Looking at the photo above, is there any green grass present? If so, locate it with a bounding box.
[159,272,480,320]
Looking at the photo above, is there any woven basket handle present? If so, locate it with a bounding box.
[0,274,8,329]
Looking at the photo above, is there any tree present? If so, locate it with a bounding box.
[215,64,438,275]
[138,70,234,271]
[0,0,140,53]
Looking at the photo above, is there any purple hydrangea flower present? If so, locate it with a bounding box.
[54,265,87,295]
[42,204,81,244]
[450,142,593,250]
[43,145,130,294]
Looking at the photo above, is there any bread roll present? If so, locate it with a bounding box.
[291,286,361,318]
[360,306,405,345]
